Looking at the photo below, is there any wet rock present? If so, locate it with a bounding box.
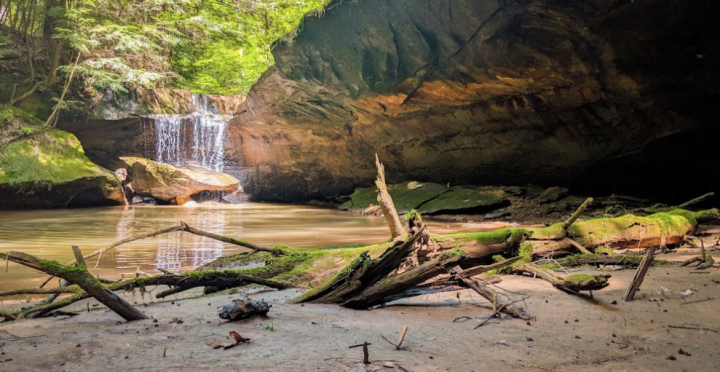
[0,117,126,209]
[121,157,239,202]
[218,296,270,321]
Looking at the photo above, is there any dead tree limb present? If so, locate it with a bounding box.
[514,263,610,293]
[460,277,532,320]
[563,238,592,254]
[342,250,464,309]
[0,286,79,297]
[180,222,285,255]
[623,246,656,302]
[0,248,148,321]
[678,192,715,209]
[562,198,593,232]
[375,154,407,242]
[0,310,17,321]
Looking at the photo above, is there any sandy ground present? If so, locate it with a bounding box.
[1,251,720,372]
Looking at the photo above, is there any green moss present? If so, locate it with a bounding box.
[340,181,447,213]
[417,188,507,215]
[530,223,565,240]
[492,255,507,262]
[446,228,511,245]
[0,129,115,191]
[594,246,616,256]
[563,274,598,287]
[518,243,534,262]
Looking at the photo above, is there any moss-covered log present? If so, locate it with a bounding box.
[0,248,148,321]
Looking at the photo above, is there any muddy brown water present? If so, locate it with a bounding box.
[0,203,500,291]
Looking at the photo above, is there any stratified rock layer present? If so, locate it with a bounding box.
[226,0,720,202]
[121,157,239,203]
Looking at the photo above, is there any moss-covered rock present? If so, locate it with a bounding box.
[339,181,508,215]
[121,156,239,202]
[0,110,126,209]
[340,181,447,213]
[417,188,509,215]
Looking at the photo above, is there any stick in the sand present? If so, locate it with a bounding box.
[349,342,371,365]
[668,325,719,333]
[623,246,656,302]
[680,297,716,305]
[397,325,408,348]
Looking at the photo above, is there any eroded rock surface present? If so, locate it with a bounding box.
[226,0,720,202]
[121,157,239,203]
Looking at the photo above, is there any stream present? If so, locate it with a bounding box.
[0,203,482,292]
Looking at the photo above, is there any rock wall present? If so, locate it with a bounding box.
[87,88,245,120]
[227,0,720,202]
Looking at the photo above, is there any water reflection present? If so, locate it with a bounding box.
[0,203,475,291]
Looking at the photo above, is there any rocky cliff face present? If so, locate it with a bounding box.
[227,0,720,202]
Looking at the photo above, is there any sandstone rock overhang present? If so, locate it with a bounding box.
[225,0,720,203]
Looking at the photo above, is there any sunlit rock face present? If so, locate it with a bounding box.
[227,0,720,202]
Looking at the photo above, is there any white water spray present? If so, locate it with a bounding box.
[144,94,229,172]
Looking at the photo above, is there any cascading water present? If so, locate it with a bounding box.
[143,93,229,172]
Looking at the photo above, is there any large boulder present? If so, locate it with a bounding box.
[121,157,239,203]
[225,0,720,203]
[0,107,126,209]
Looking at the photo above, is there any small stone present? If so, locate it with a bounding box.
[76,344,81,348]
[383,362,394,368]
[575,336,581,339]
[667,355,676,361]
[526,337,534,342]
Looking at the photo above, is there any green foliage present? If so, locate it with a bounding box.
[0,128,108,190]
[264,321,275,331]
[4,0,331,96]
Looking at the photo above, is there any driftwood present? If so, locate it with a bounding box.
[40,222,283,289]
[0,247,148,321]
[514,263,610,294]
[375,154,407,242]
[623,246,656,302]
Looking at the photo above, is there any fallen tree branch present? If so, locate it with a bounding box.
[514,262,610,293]
[180,222,285,255]
[1,247,148,321]
[460,277,532,320]
[0,286,79,297]
[562,198,593,232]
[623,246,656,302]
[375,154,407,242]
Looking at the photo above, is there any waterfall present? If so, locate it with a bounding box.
[144,94,229,172]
